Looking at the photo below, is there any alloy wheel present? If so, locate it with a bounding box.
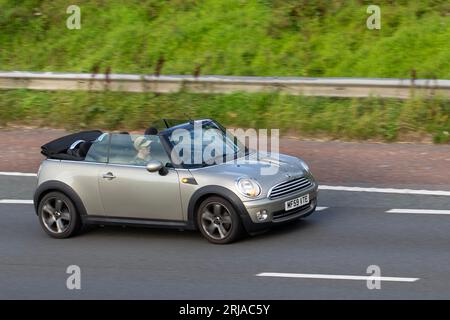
[41,197,71,234]
[200,202,233,240]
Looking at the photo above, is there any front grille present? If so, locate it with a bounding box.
[268,177,312,199]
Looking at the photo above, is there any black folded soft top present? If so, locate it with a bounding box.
[41,130,103,159]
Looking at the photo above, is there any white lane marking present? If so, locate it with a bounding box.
[387,209,450,215]
[1,172,449,197]
[316,206,328,211]
[0,199,34,204]
[0,171,37,177]
[320,185,450,197]
[256,272,419,283]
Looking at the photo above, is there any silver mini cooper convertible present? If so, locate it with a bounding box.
[34,119,318,244]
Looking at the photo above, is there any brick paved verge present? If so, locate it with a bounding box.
[0,128,449,189]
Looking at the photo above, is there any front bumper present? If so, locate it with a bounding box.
[240,183,318,234]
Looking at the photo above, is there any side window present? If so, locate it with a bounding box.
[147,135,171,166]
[84,133,109,163]
[108,133,171,167]
[108,133,136,165]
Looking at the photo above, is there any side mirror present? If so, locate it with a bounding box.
[146,160,168,176]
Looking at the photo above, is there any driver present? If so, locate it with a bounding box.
[133,136,152,166]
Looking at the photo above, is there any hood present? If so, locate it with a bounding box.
[190,151,308,199]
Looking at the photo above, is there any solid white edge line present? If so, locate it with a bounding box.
[1,172,449,197]
[0,172,37,177]
[316,206,328,211]
[256,272,419,282]
[387,209,450,215]
[319,185,450,197]
[0,200,34,204]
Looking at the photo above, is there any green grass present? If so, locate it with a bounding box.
[1,89,449,143]
[1,0,449,78]
[1,1,449,143]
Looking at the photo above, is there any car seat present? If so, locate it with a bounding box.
[77,141,93,159]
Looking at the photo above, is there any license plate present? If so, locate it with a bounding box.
[285,194,310,211]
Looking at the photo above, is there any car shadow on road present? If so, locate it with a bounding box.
[238,210,339,244]
[243,219,315,241]
[80,224,202,241]
[76,211,332,245]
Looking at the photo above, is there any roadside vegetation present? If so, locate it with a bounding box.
[1,89,449,143]
[1,0,449,78]
[1,1,449,143]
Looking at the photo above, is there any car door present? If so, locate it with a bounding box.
[98,133,183,221]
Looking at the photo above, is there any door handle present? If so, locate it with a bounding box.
[102,172,116,180]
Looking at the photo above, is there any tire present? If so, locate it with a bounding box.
[197,196,244,244]
[38,191,82,239]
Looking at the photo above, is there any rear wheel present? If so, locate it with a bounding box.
[197,196,244,244]
[38,192,82,239]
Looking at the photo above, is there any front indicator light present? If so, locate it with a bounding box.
[181,177,198,185]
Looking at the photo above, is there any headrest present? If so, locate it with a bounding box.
[78,141,93,158]
[144,127,158,135]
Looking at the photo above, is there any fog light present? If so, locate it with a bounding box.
[256,210,268,222]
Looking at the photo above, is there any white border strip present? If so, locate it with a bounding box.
[0,199,33,204]
[387,209,450,215]
[256,272,419,282]
[0,172,37,177]
[319,185,450,196]
[316,206,328,211]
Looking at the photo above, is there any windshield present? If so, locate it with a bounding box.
[162,120,248,168]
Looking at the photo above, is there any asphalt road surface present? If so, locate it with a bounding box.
[1,128,449,300]
[1,174,450,299]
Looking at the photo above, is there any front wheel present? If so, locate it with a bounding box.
[38,192,82,239]
[197,196,244,244]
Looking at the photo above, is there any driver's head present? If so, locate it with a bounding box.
[134,136,151,155]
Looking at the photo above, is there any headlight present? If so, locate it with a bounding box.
[236,178,261,198]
